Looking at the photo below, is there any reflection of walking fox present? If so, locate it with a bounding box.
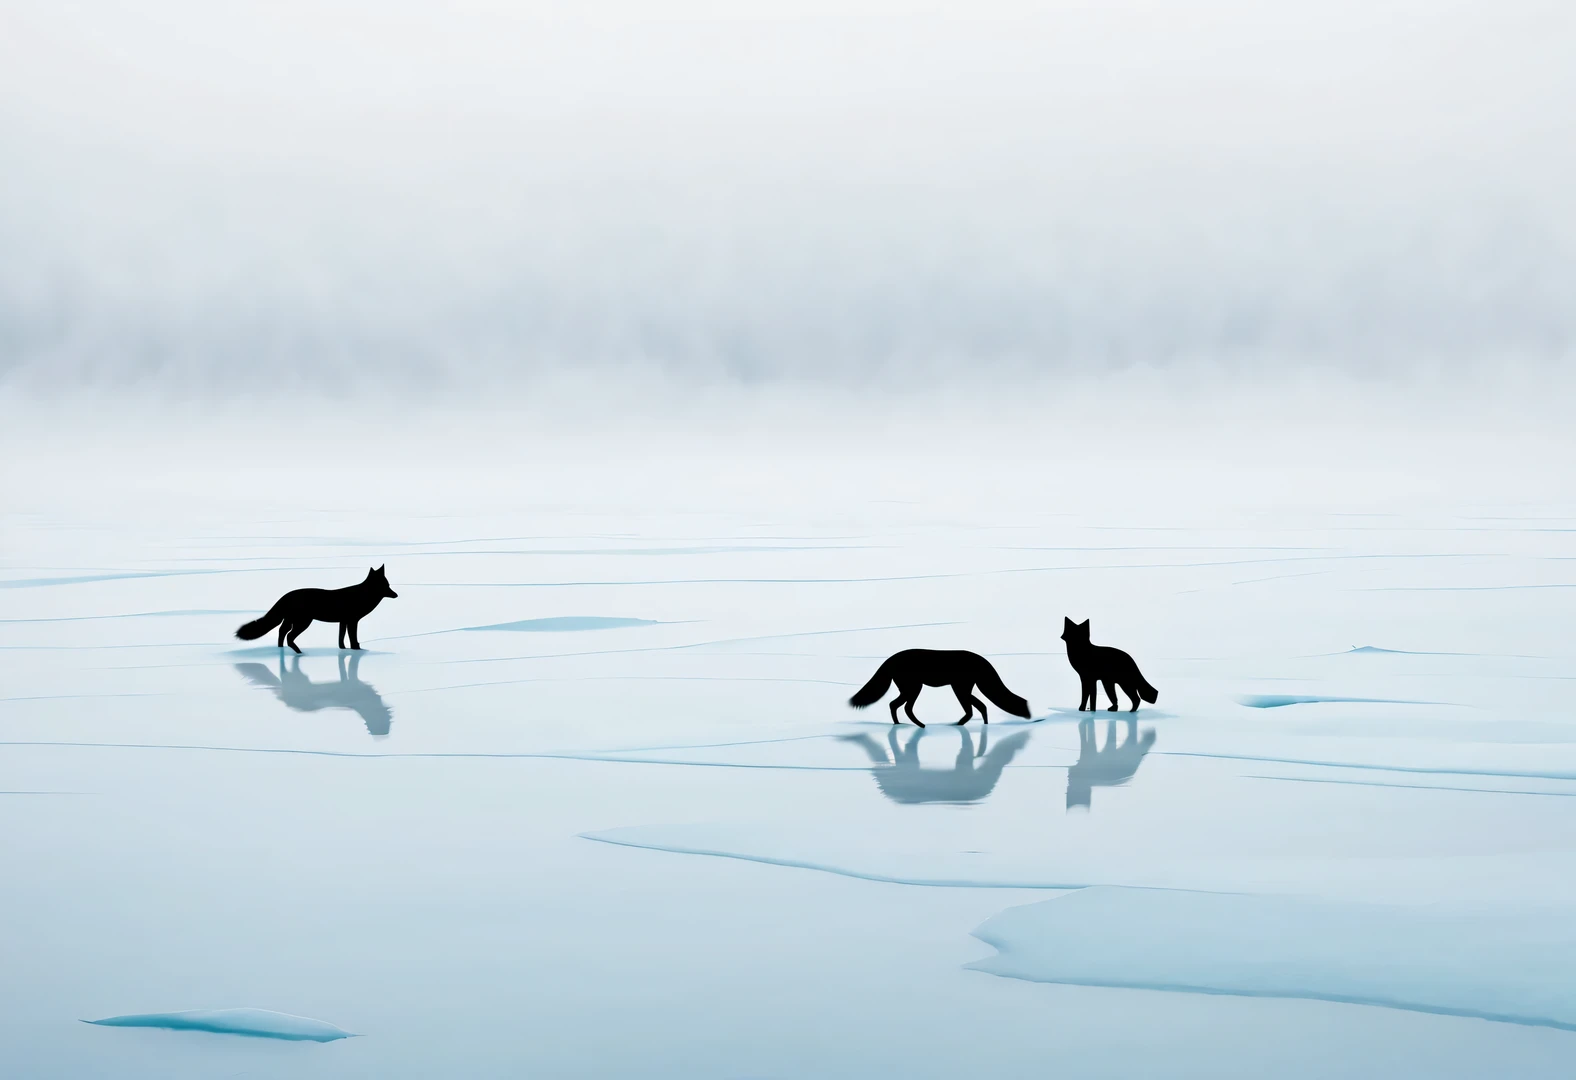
[840,727,1031,804]
[848,649,1031,726]
[1061,617,1158,712]
[1066,717,1155,809]
[235,566,398,654]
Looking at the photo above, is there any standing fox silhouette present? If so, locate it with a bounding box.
[235,566,398,654]
[1061,617,1158,712]
[848,649,1031,726]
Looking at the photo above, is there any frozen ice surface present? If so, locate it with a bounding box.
[85,1008,356,1042]
[969,887,1576,1030]
[5,424,1576,1078]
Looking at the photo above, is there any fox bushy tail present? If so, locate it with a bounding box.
[848,658,896,708]
[1137,677,1159,705]
[235,601,286,641]
[976,663,1032,719]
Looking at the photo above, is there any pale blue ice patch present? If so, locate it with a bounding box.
[83,1007,357,1042]
[969,886,1576,1031]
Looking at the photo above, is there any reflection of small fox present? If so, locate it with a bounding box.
[848,649,1031,726]
[1061,618,1157,712]
[235,566,398,654]
[1066,717,1155,809]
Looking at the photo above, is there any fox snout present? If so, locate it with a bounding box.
[385,587,399,599]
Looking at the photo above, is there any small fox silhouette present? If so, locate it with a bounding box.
[848,648,1031,726]
[1061,617,1158,712]
[235,566,398,654]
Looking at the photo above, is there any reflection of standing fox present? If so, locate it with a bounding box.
[235,652,393,738]
[1061,617,1158,712]
[1066,717,1155,809]
[848,649,1031,726]
[235,566,398,654]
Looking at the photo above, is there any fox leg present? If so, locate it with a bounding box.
[1103,680,1119,711]
[348,620,361,650]
[284,620,309,655]
[338,623,347,649]
[278,620,289,649]
[1123,683,1142,712]
[897,683,924,727]
[1080,676,1096,711]
[952,683,974,726]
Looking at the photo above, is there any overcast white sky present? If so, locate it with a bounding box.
[1,1,1572,395]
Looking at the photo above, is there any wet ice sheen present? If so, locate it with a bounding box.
[8,436,1576,1078]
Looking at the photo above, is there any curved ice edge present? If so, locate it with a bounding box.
[958,964,1576,1033]
[582,828,1088,889]
[84,1008,357,1042]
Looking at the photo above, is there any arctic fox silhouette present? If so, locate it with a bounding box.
[1061,617,1158,712]
[848,649,1031,726]
[235,566,397,654]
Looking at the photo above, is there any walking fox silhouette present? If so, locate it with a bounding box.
[1061,617,1157,712]
[848,649,1031,726]
[235,566,398,654]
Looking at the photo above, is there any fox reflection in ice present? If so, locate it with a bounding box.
[1066,716,1155,810]
[837,727,1030,805]
[235,652,393,738]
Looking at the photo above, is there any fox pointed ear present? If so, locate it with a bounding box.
[1078,619,1090,630]
[377,564,386,574]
